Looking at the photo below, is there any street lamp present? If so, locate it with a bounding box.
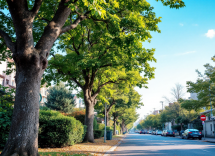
[160,101,164,130]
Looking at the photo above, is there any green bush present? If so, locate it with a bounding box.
[105,126,113,131]
[39,110,84,147]
[98,123,105,130]
[93,118,98,130]
[0,102,13,148]
[94,130,104,139]
[0,85,15,148]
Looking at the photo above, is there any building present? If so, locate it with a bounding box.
[153,110,160,115]
[0,58,16,89]
[0,58,48,106]
[72,94,85,108]
[200,109,215,137]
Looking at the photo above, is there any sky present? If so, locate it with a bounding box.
[135,0,215,122]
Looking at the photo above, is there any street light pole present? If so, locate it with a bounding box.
[160,101,164,130]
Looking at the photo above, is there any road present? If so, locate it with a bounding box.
[109,133,215,156]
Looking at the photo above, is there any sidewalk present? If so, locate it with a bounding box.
[38,135,125,156]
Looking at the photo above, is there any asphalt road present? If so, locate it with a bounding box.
[109,132,215,156]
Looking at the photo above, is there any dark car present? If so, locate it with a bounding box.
[140,130,146,134]
[163,130,175,137]
[182,129,202,140]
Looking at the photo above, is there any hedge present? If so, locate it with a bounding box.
[39,110,84,148]
[94,130,104,139]
[98,123,105,130]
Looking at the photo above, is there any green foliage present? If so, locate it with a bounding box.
[94,130,104,139]
[93,118,98,130]
[39,110,84,147]
[0,85,15,148]
[45,82,75,113]
[39,106,51,111]
[67,110,86,124]
[105,126,113,131]
[98,123,105,130]
[116,124,121,134]
[186,59,215,110]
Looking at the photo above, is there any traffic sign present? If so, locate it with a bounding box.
[200,115,206,121]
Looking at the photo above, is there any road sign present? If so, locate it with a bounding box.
[200,115,206,121]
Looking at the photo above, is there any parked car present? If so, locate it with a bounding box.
[140,130,146,134]
[156,130,163,135]
[148,130,152,134]
[181,129,202,140]
[152,130,156,135]
[162,130,175,137]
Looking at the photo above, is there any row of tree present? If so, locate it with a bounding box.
[137,101,200,131]
[137,56,215,131]
[0,0,185,155]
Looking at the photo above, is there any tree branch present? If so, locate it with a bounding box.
[0,30,15,53]
[91,78,126,99]
[30,0,43,17]
[60,11,91,34]
[70,77,84,89]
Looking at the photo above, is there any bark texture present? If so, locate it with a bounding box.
[84,89,96,143]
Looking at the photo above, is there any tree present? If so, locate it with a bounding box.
[163,83,185,103]
[45,82,74,113]
[186,61,215,110]
[0,0,185,154]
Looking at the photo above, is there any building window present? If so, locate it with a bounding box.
[12,81,14,86]
[6,79,9,85]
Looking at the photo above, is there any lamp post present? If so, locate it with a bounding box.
[160,101,164,130]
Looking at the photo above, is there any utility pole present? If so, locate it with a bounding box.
[160,101,164,130]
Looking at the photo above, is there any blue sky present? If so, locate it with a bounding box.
[136,0,215,120]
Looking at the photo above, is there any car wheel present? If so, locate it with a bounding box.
[186,136,189,140]
[182,136,184,139]
[199,137,202,140]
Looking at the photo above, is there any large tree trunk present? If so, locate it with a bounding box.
[83,89,96,143]
[113,118,116,135]
[1,55,45,156]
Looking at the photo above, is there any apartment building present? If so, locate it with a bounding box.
[0,58,48,106]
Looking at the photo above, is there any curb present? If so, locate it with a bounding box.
[103,135,127,156]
